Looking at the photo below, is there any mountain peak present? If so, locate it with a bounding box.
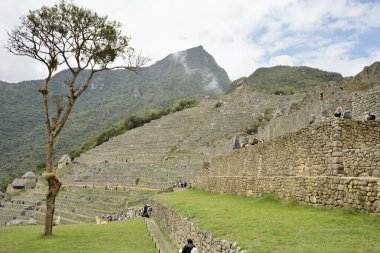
[149,46,230,94]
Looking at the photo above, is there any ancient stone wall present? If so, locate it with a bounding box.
[194,119,380,214]
[257,90,352,141]
[352,88,380,120]
[194,176,380,214]
[150,200,247,253]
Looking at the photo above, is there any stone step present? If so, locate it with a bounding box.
[56,198,123,211]
[0,208,24,217]
[54,209,95,223]
[55,202,114,218]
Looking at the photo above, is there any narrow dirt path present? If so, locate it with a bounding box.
[145,218,178,253]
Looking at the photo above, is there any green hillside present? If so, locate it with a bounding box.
[0,46,230,189]
[229,65,343,94]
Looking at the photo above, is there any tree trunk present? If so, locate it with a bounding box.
[44,175,62,236]
[43,136,62,236]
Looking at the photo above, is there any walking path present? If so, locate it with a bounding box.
[145,217,178,253]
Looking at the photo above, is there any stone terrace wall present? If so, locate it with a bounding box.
[194,176,380,214]
[150,200,247,253]
[352,88,380,120]
[194,119,380,214]
[257,90,352,141]
[340,119,380,176]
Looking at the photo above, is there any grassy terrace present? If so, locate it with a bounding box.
[0,219,157,253]
[155,189,380,253]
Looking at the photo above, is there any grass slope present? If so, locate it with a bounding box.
[229,65,343,95]
[156,189,380,253]
[0,219,157,253]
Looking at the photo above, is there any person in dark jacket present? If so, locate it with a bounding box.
[364,112,376,121]
[181,239,195,253]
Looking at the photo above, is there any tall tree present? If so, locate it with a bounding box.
[6,0,148,236]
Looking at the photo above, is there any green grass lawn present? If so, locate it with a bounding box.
[0,219,157,253]
[155,189,380,253]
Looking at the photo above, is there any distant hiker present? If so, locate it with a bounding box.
[364,112,376,121]
[181,239,196,253]
[141,204,152,218]
[252,138,259,145]
[309,114,316,125]
[334,107,343,118]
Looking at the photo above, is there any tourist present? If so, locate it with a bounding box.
[343,110,352,119]
[181,239,196,253]
[309,114,316,125]
[334,107,343,118]
[364,112,376,121]
[141,204,152,218]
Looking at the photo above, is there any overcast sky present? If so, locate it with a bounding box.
[0,0,379,83]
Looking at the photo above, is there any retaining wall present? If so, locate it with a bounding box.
[352,88,380,120]
[150,200,247,253]
[194,118,380,214]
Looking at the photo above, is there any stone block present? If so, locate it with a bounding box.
[332,152,343,157]
[331,157,343,164]
[331,141,343,147]
[359,161,371,167]
[337,185,345,191]
[330,164,344,170]
[372,169,380,177]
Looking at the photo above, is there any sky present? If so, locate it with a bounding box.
[0,0,379,83]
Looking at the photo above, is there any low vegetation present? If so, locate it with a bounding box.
[228,65,343,95]
[0,219,157,253]
[156,189,380,253]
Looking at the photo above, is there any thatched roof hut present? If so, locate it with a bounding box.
[12,179,25,189]
[22,171,37,179]
[58,154,72,169]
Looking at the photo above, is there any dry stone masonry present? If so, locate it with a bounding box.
[194,118,380,214]
[352,88,380,120]
[150,200,247,253]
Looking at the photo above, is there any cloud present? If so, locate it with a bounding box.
[171,51,191,73]
[171,49,222,93]
[0,0,379,82]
